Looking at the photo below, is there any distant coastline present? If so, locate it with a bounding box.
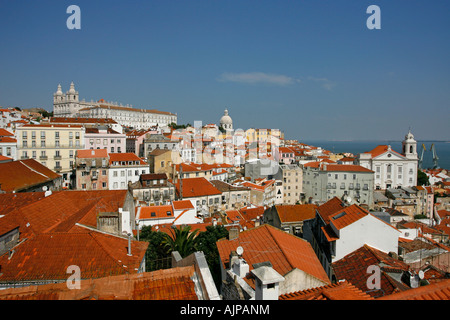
[299,139,450,170]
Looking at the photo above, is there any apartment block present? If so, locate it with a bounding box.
[15,124,85,188]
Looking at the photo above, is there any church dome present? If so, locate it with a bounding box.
[220,109,233,126]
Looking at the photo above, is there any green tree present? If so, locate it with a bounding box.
[195,225,229,288]
[162,225,200,258]
[138,225,171,271]
[417,170,430,186]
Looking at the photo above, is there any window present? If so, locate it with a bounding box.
[113,171,118,177]
[41,140,46,147]
[55,132,60,138]
[41,131,45,139]
[69,150,73,158]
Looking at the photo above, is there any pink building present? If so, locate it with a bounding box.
[75,149,109,190]
[85,127,126,154]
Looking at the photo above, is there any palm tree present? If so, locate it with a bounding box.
[162,225,200,258]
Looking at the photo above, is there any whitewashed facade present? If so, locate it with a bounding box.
[53,82,177,129]
[357,131,418,190]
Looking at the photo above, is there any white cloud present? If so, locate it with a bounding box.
[307,76,336,90]
[217,72,299,86]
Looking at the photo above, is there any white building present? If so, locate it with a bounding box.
[0,129,17,160]
[357,131,418,190]
[108,153,150,190]
[53,82,177,129]
[135,199,201,229]
[85,127,126,154]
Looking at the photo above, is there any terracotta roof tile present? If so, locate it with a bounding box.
[317,197,346,224]
[76,149,108,158]
[329,204,368,230]
[332,245,411,298]
[0,159,61,192]
[137,205,174,220]
[174,177,222,198]
[217,224,330,289]
[0,231,148,283]
[275,204,317,223]
[279,280,373,300]
[0,266,197,300]
[378,279,450,300]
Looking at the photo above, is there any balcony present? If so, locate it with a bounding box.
[54,166,62,171]
[91,174,98,180]
[39,156,48,160]
[54,155,62,160]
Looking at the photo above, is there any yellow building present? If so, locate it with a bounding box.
[15,124,85,188]
[245,128,284,143]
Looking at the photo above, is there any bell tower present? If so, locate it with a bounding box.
[402,129,418,160]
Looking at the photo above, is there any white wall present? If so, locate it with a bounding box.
[333,214,400,262]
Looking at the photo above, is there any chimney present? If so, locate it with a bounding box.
[251,264,285,300]
[228,227,239,240]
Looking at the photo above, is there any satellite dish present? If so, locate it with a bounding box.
[236,246,244,256]
[418,270,424,280]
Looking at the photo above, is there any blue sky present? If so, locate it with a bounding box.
[0,0,449,141]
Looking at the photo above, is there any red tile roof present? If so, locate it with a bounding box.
[0,159,61,192]
[0,192,46,215]
[0,266,197,300]
[275,204,317,223]
[137,205,174,220]
[0,128,14,137]
[109,153,147,165]
[217,224,330,288]
[365,145,405,159]
[279,280,373,300]
[76,149,108,158]
[328,204,369,230]
[0,137,17,143]
[378,279,450,300]
[172,200,194,210]
[174,177,222,198]
[317,197,346,224]
[0,230,148,283]
[324,164,373,173]
[332,245,411,298]
[0,190,129,238]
